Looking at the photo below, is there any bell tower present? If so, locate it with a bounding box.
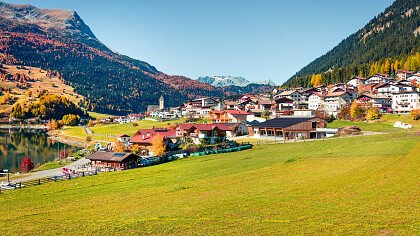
[159,95,164,110]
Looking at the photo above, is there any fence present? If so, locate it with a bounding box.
[0,170,98,193]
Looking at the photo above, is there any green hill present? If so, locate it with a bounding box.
[1,132,419,235]
[283,0,420,87]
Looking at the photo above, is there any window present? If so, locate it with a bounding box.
[312,122,317,129]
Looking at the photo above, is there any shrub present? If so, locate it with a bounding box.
[410,109,420,120]
[366,107,381,121]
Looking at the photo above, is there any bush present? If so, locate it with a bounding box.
[366,107,381,121]
[410,109,420,120]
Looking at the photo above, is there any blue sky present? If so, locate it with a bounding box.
[7,0,394,84]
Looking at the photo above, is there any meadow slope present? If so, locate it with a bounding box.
[0,132,419,235]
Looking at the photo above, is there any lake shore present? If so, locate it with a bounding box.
[47,131,90,148]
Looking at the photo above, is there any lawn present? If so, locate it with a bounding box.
[1,132,419,235]
[328,114,419,132]
[34,160,70,171]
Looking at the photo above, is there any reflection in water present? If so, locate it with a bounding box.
[0,130,79,172]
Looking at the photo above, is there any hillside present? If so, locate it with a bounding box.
[283,0,420,87]
[0,64,85,115]
[1,132,419,235]
[0,2,228,115]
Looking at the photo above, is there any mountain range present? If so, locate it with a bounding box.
[0,2,232,115]
[283,0,420,87]
[197,76,276,87]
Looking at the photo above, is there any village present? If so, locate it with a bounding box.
[83,70,420,171]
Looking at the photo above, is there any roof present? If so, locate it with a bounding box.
[87,152,139,162]
[258,99,273,105]
[130,128,176,144]
[226,110,250,115]
[254,117,318,128]
[324,91,349,97]
[225,101,238,106]
[118,134,130,138]
[177,123,231,132]
[279,90,301,96]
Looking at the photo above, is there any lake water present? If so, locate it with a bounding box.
[0,130,79,172]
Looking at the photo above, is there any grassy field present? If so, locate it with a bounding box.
[34,160,70,171]
[1,132,419,235]
[328,114,418,132]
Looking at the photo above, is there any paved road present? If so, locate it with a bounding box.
[10,158,90,183]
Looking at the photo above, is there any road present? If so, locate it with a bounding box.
[10,158,90,183]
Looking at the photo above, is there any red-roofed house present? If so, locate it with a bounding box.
[130,128,177,148]
[209,110,251,123]
[176,124,231,144]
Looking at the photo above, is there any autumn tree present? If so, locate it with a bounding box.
[61,114,80,126]
[410,109,420,121]
[350,100,364,120]
[132,144,141,154]
[51,119,59,130]
[21,157,34,172]
[87,119,94,127]
[27,90,32,97]
[366,107,380,121]
[151,134,166,157]
[114,141,125,153]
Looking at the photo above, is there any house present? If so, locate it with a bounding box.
[128,114,143,122]
[356,94,391,112]
[347,77,366,88]
[391,91,420,114]
[308,92,323,110]
[252,116,327,139]
[223,123,249,137]
[87,152,140,170]
[406,74,420,85]
[224,101,239,110]
[209,110,250,123]
[182,97,220,117]
[277,90,302,105]
[365,74,391,84]
[322,91,353,116]
[117,134,131,145]
[175,124,231,144]
[376,83,415,97]
[130,128,177,148]
[114,116,130,124]
[275,97,294,112]
[396,70,414,81]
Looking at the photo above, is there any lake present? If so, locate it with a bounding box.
[0,130,79,172]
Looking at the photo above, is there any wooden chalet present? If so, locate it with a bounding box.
[253,117,326,139]
[87,152,140,170]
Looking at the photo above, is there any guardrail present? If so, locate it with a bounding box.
[0,170,98,193]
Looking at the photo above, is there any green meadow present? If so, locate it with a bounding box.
[1,132,419,235]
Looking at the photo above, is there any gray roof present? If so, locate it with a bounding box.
[87,152,139,162]
[253,117,316,128]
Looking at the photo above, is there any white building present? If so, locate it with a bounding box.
[277,90,303,105]
[392,91,420,114]
[377,83,415,97]
[322,91,353,116]
[365,74,391,84]
[308,93,323,110]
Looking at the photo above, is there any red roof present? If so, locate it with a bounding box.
[130,128,176,144]
[176,123,231,132]
[226,110,250,115]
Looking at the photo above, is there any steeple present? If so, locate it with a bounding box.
[159,95,164,110]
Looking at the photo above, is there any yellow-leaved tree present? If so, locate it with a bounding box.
[350,100,364,120]
[114,141,125,153]
[151,134,166,157]
[366,107,380,121]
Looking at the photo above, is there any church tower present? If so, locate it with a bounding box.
[159,95,165,110]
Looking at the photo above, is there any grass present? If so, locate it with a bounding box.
[1,132,419,235]
[88,111,113,119]
[34,160,70,171]
[328,114,419,132]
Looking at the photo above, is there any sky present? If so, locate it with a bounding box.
[6,0,395,84]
